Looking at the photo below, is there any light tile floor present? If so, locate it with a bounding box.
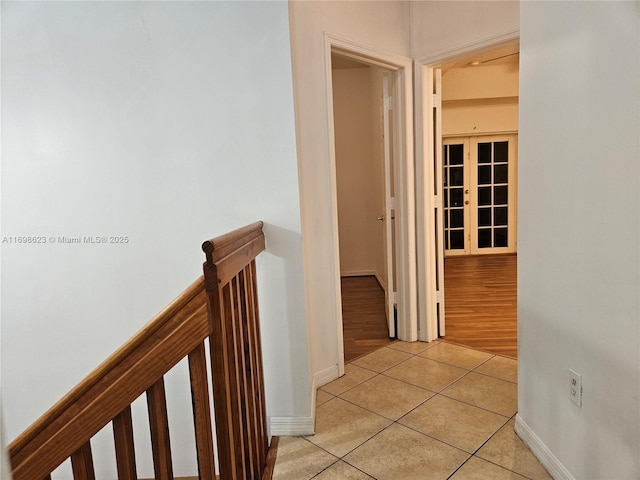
[273,341,552,480]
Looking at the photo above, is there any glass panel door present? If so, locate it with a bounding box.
[443,138,470,255]
[443,135,517,256]
[470,136,517,254]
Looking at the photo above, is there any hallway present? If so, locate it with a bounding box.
[273,341,550,479]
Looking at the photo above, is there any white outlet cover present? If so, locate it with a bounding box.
[569,368,582,407]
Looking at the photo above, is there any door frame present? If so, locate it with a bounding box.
[415,31,520,342]
[381,71,396,337]
[324,33,417,375]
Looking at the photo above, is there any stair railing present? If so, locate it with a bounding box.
[9,221,277,480]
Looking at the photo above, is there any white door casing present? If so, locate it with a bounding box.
[415,32,520,342]
[416,66,445,340]
[325,33,417,375]
[382,72,396,337]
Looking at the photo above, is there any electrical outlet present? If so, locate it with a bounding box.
[569,369,582,407]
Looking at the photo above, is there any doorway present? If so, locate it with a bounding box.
[416,36,520,351]
[440,45,519,357]
[331,53,396,361]
[325,36,417,371]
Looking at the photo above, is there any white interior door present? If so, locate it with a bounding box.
[382,72,396,337]
[422,67,446,339]
[433,69,446,337]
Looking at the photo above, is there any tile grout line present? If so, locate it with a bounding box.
[426,392,513,419]
[461,412,538,480]
[327,356,515,421]
[307,456,376,480]
[304,342,521,480]
[315,391,506,474]
[444,455,474,480]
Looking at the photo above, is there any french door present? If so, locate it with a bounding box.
[443,135,517,255]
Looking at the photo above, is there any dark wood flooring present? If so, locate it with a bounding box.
[443,254,517,358]
[341,276,393,362]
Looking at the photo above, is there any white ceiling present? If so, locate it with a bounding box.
[331,44,519,72]
[442,43,520,74]
[331,53,369,70]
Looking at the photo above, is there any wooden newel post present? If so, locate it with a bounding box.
[202,221,273,480]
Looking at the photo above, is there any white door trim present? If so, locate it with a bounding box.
[415,31,520,342]
[382,72,396,338]
[416,30,520,66]
[324,33,417,376]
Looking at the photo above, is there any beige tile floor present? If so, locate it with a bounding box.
[273,341,552,480]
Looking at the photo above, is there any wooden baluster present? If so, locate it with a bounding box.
[70,441,95,480]
[228,278,248,478]
[233,273,256,479]
[201,222,270,480]
[112,405,137,480]
[207,279,238,480]
[239,267,259,479]
[188,342,216,480]
[44,475,52,480]
[248,260,268,466]
[147,378,173,480]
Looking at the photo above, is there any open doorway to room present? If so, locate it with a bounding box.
[331,53,396,362]
[326,36,416,374]
[440,45,519,358]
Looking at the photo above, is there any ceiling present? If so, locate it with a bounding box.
[331,53,369,70]
[442,43,520,74]
[331,44,519,73]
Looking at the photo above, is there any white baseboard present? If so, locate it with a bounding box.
[515,414,575,480]
[314,364,340,389]
[341,270,387,292]
[341,270,376,277]
[270,416,314,436]
[270,365,340,437]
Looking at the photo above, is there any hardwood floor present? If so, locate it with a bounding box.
[341,257,516,362]
[443,254,517,358]
[341,276,393,362]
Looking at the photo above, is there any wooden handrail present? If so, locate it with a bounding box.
[202,221,264,264]
[202,221,265,289]
[9,276,208,480]
[9,221,276,480]
[202,221,271,480]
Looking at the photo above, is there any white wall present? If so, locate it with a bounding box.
[518,2,639,478]
[443,101,518,137]
[333,67,385,280]
[288,1,410,382]
[444,63,519,101]
[1,1,308,477]
[410,1,520,60]
[443,63,519,136]
[1,402,10,480]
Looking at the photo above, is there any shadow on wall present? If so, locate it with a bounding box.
[256,222,310,416]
